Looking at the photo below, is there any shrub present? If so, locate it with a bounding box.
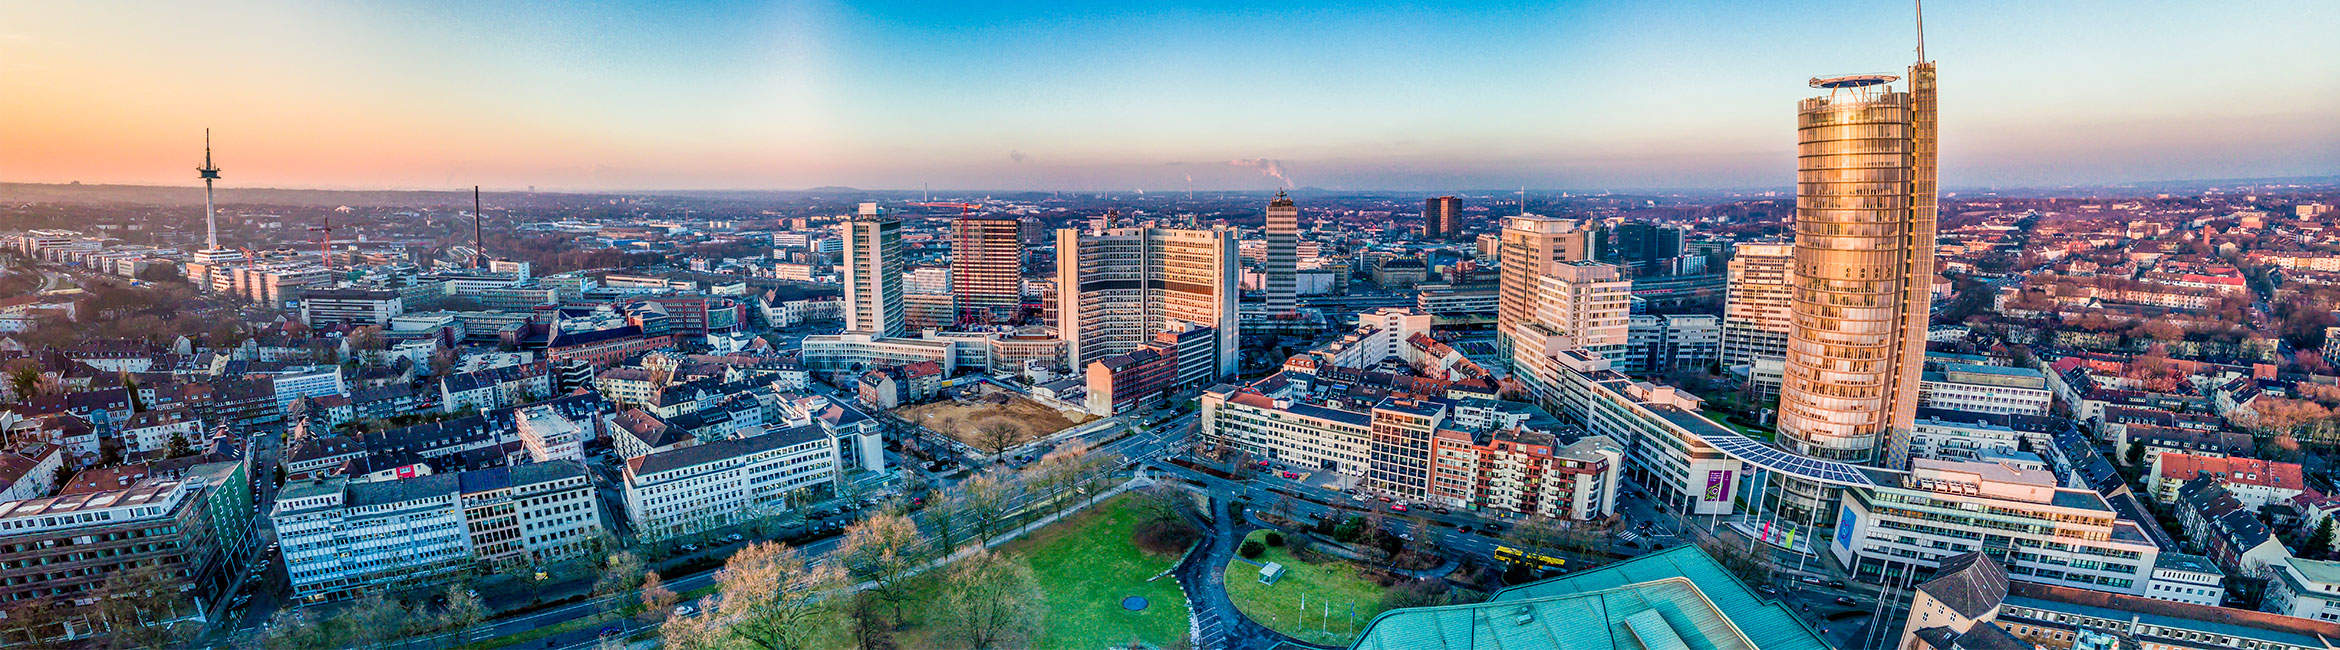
[1134,518,1203,555]
[1238,540,1265,559]
[1263,532,1285,547]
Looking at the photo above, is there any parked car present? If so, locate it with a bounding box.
[724,533,745,543]
[1456,526,1475,534]
[1390,503,1409,512]
[1433,507,1451,515]
[673,604,697,617]
[681,544,700,552]
[1279,471,1298,479]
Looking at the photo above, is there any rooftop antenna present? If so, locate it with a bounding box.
[198,129,221,251]
[1915,0,1927,62]
[473,186,486,269]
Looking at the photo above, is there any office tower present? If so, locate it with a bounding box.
[951,215,1023,324]
[1509,261,1632,412]
[1773,62,1939,468]
[1264,191,1298,316]
[1423,196,1461,239]
[1055,226,1240,380]
[841,202,904,337]
[1606,222,1684,276]
[1494,215,1599,355]
[1720,242,1795,371]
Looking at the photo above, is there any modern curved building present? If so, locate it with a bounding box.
[1775,65,1939,470]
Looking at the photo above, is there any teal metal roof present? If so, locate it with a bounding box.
[1335,545,1831,650]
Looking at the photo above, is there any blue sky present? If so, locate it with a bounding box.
[3,0,2335,191]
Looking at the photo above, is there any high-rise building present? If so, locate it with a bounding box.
[1605,221,1684,277]
[1772,64,1939,469]
[1510,261,1633,413]
[841,202,904,337]
[1423,196,1461,239]
[1720,242,1795,372]
[1495,215,1599,355]
[1264,191,1298,316]
[951,215,1023,325]
[1055,226,1240,380]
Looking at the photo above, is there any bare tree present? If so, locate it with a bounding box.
[960,471,1013,544]
[592,551,647,621]
[93,564,186,650]
[0,597,65,650]
[674,541,846,650]
[639,571,679,625]
[936,547,1047,650]
[977,418,1024,454]
[436,583,487,650]
[835,513,929,626]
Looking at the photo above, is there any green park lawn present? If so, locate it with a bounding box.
[1222,530,1389,647]
[893,493,1192,649]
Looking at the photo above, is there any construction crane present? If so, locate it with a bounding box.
[308,215,334,269]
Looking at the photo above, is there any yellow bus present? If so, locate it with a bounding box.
[1494,546,1565,569]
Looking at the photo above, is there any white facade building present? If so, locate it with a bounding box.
[621,425,838,540]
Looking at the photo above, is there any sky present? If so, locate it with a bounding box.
[3,0,2336,193]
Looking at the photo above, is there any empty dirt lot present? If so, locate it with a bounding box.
[895,390,1095,453]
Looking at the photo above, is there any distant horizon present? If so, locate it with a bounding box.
[6,1,2334,193]
[9,173,2340,203]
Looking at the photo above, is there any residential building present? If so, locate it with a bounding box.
[300,288,406,328]
[1085,345,1175,415]
[0,476,232,627]
[1899,549,2339,650]
[856,361,944,410]
[1429,428,1622,520]
[2149,452,2304,508]
[513,405,589,463]
[2146,553,2225,607]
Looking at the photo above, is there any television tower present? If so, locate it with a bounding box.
[199,129,221,250]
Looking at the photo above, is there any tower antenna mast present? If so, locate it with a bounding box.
[199,129,221,251]
[1915,0,1927,62]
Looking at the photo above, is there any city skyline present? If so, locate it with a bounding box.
[4,1,2336,193]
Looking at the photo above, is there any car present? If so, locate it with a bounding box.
[1482,523,1504,532]
[1376,495,1393,503]
[673,604,697,617]
[681,544,700,552]
[1349,494,1367,502]
[725,534,745,543]
[1757,585,1779,595]
[1456,526,1474,534]
[1433,507,1451,515]
[1343,488,1359,494]
[1834,596,1861,607]
[1279,471,1298,479]
[1798,576,1826,586]
[600,626,623,638]
[1828,580,1848,589]
[1390,503,1408,512]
